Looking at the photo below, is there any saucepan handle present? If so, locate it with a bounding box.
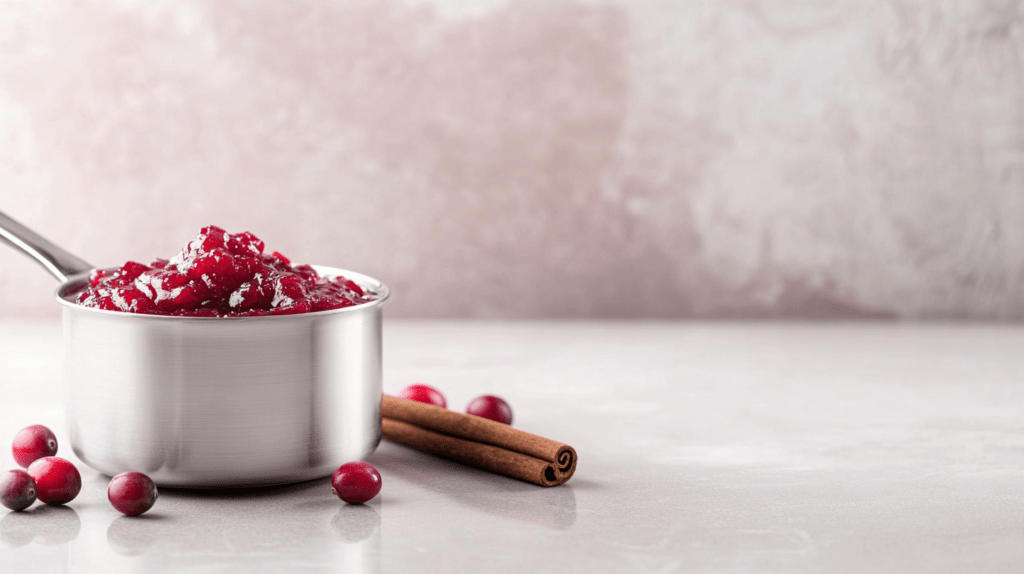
[0,210,94,282]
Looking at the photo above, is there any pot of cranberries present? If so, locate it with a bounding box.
[0,210,389,487]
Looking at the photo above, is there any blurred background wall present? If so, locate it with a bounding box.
[1,0,1022,320]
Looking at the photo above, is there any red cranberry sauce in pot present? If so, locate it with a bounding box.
[75,226,372,317]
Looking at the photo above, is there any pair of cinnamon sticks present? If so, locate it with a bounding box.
[381,396,577,487]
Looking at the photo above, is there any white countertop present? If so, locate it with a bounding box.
[1,320,1022,573]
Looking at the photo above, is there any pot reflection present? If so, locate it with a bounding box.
[74,480,381,574]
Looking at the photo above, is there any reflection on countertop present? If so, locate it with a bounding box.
[1,440,575,574]
[1,505,81,547]
[2,321,1024,573]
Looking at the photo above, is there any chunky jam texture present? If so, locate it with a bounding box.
[76,226,372,317]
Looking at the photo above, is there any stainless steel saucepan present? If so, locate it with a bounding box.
[0,211,389,487]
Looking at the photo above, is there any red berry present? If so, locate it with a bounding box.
[88,269,108,287]
[12,424,58,468]
[27,457,81,506]
[76,227,370,316]
[228,231,265,256]
[107,472,158,516]
[331,462,382,504]
[399,384,447,408]
[0,469,37,511]
[115,261,151,283]
[466,395,513,425]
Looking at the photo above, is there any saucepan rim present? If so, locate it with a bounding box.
[53,264,390,321]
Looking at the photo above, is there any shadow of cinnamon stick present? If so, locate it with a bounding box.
[368,441,577,530]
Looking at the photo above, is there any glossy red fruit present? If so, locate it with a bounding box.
[107,472,158,516]
[77,227,372,317]
[0,469,37,511]
[399,384,447,408]
[27,457,81,506]
[12,425,58,468]
[466,395,513,425]
[331,462,382,504]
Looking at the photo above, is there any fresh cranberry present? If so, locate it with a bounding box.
[27,457,81,506]
[12,424,58,468]
[0,469,37,511]
[331,462,382,504]
[466,395,513,425]
[107,472,158,516]
[399,384,447,408]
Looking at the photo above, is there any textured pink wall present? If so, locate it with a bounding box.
[1,1,1022,319]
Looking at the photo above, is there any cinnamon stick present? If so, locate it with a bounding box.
[381,396,577,487]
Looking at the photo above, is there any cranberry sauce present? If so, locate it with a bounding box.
[75,226,372,317]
